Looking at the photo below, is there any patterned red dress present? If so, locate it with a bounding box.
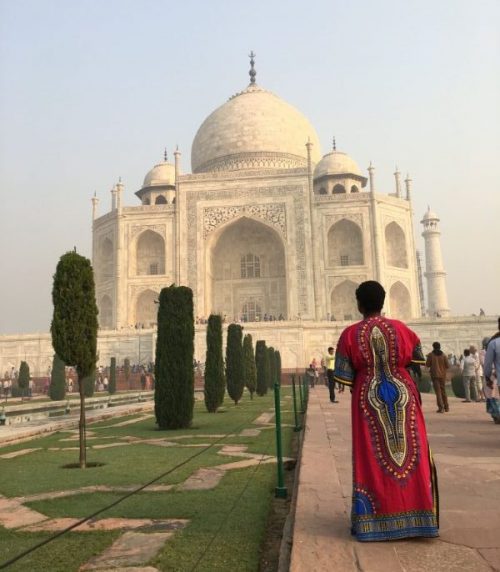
[333,316,439,541]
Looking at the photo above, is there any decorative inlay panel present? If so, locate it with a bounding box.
[203,203,287,238]
[186,185,309,313]
[130,224,167,239]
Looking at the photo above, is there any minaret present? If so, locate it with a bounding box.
[405,173,412,201]
[394,166,402,198]
[91,192,99,221]
[421,207,450,317]
[368,161,375,192]
[174,146,181,284]
[110,184,117,211]
[116,177,123,212]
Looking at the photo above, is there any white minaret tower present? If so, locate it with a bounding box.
[421,207,450,317]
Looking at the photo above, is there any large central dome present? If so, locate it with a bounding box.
[191,83,321,173]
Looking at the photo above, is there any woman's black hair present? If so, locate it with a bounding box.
[355,281,386,313]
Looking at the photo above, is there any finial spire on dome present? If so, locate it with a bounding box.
[164,148,168,162]
[249,51,256,84]
[332,136,336,151]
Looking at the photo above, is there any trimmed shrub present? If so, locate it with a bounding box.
[226,324,244,405]
[109,357,117,394]
[451,374,465,399]
[417,373,432,393]
[274,350,282,386]
[243,334,257,399]
[123,358,131,388]
[267,347,276,389]
[204,314,225,412]
[49,354,66,401]
[255,340,267,396]
[18,361,30,397]
[82,368,95,397]
[154,285,195,429]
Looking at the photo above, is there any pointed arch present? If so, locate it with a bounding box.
[135,289,159,328]
[135,230,165,276]
[385,222,408,268]
[389,281,412,321]
[207,216,287,320]
[155,195,167,204]
[99,295,113,329]
[331,280,361,321]
[332,184,346,194]
[327,219,364,267]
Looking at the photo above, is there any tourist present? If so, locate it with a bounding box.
[470,345,485,401]
[306,363,316,388]
[324,346,338,403]
[484,318,500,389]
[461,349,477,402]
[426,342,450,412]
[333,280,438,541]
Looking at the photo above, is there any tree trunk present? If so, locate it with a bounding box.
[78,375,86,468]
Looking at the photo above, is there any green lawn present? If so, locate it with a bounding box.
[0,389,297,571]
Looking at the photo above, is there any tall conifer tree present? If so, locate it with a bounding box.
[255,340,268,396]
[267,347,276,389]
[49,354,66,401]
[109,357,117,394]
[243,333,257,399]
[51,251,98,468]
[204,314,225,412]
[18,361,30,398]
[155,285,194,429]
[225,324,244,405]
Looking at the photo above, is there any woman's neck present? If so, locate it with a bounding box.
[363,311,381,319]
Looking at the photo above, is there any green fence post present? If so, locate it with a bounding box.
[273,381,288,499]
[291,374,301,432]
[298,375,304,413]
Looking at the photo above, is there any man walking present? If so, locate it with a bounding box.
[485,318,500,390]
[325,346,338,403]
[461,348,477,402]
[426,341,450,412]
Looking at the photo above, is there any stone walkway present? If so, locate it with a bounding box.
[291,387,500,572]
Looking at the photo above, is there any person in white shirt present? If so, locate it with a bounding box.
[461,349,478,402]
[470,345,485,401]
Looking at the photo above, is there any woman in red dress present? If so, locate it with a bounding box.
[333,281,439,541]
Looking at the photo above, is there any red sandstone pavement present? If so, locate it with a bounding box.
[290,388,500,572]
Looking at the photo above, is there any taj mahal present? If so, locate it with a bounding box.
[0,57,494,373]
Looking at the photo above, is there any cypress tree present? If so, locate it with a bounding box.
[242,334,257,399]
[51,250,98,468]
[49,354,66,401]
[267,347,276,389]
[275,349,282,386]
[109,357,117,394]
[123,358,131,389]
[18,361,30,399]
[204,314,225,412]
[255,340,268,396]
[82,367,95,397]
[155,285,195,429]
[225,324,244,405]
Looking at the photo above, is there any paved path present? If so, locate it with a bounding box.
[291,387,500,572]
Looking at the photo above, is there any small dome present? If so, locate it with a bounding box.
[422,207,439,221]
[142,161,175,189]
[191,83,321,173]
[313,150,362,180]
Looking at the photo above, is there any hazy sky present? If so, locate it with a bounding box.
[0,0,499,334]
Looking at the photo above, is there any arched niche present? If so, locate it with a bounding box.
[351,185,359,193]
[327,219,364,267]
[135,230,165,276]
[389,281,412,321]
[99,237,113,277]
[99,295,113,329]
[136,289,159,328]
[331,280,361,322]
[332,184,346,194]
[155,195,167,205]
[207,217,287,321]
[318,187,327,195]
[385,222,408,268]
